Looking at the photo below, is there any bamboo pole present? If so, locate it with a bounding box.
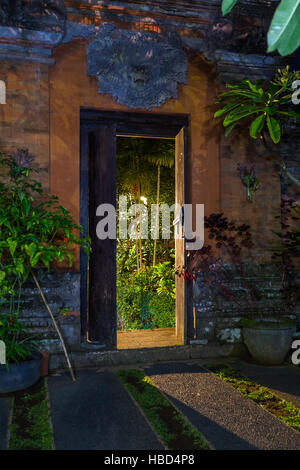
[139,210,143,270]
[134,193,139,272]
[31,270,76,382]
[138,182,143,270]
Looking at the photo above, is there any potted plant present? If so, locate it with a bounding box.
[0,150,90,385]
[241,197,299,363]
[177,211,298,365]
[237,197,299,365]
[0,313,41,393]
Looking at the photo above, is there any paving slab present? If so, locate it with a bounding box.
[0,397,12,450]
[227,358,300,409]
[47,369,164,450]
[144,362,300,450]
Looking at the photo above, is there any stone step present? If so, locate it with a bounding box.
[48,343,246,370]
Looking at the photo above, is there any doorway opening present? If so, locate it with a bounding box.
[116,136,176,349]
[80,110,188,350]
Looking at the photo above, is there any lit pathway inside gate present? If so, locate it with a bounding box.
[117,328,182,349]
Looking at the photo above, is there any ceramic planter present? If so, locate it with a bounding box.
[243,317,297,365]
[0,351,42,394]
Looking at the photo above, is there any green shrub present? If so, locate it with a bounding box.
[117,262,175,330]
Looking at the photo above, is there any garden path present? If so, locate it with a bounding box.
[145,361,300,450]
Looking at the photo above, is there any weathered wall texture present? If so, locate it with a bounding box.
[220,129,282,258]
[191,265,284,346]
[0,61,50,191]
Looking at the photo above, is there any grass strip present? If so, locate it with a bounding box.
[9,378,53,450]
[117,369,212,450]
[205,363,300,432]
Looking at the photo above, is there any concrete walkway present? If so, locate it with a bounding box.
[0,397,12,450]
[144,362,300,450]
[47,369,163,450]
[1,360,300,450]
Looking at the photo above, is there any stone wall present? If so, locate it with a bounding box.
[190,264,297,346]
[1,269,81,355]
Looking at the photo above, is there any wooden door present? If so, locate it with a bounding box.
[87,124,117,347]
[81,111,188,348]
[175,126,187,344]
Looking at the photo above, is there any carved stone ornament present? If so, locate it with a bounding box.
[86,24,188,110]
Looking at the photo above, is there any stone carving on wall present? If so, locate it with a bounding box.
[0,0,66,33]
[86,24,188,110]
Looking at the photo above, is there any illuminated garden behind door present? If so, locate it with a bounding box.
[116,137,176,331]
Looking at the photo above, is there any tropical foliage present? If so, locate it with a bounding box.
[214,67,300,188]
[0,152,90,368]
[214,67,300,144]
[0,314,39,367]
[222,0,300,56]
[117,137,174,270]
[176,213,257,312]
[116,137,176,331]
[0,153,90,288]
[117,260,175,331]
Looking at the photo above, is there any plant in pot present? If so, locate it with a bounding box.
[0,313,41,394]
[0,150,90,389]
[177,212,297,365]
[241,197,300,365]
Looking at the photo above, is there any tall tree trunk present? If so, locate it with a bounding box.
[139,182,143,270]
[153,164,161,266]
[134,191,139,273]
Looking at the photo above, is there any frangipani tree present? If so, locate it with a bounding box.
[214,67,300,187]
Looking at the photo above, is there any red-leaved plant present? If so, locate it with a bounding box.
[176,212,256,313]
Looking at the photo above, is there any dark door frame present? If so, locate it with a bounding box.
[80,109,189,348]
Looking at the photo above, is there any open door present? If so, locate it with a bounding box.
[87,124,117,348]
[175,126,187,344]
[80,110,188,349]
